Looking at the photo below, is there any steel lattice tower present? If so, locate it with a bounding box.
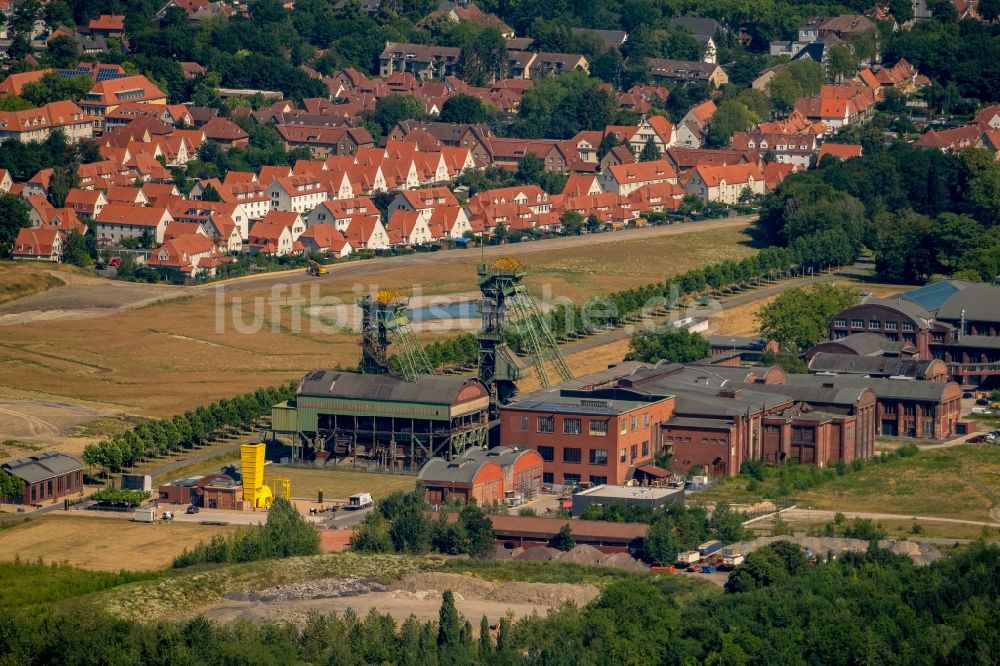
[358,289,434,382]
[477,257,572,406]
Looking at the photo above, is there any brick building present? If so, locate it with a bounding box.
[1,452,83,505]
[500,388,675,487]
[826,281,1000,388]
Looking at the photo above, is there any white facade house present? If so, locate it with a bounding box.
[268,175,328,214]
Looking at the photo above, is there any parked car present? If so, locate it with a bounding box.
[963,391,975,399]
[968,435,989,444]
[186,505,199,514]
[977,398,991,406]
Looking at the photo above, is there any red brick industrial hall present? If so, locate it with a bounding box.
[820,280,1000,389]
[501,354,965,483]
[1,452,84,505]
[418,445,543,506]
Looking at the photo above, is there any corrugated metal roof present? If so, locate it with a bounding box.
[808,353,938,378]
[935,283,1000,323]
[2,452,82,484]
[785,374,955,401]
[298,370,485,406]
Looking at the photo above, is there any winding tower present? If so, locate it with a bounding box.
[477,257,572,407]
[358,289,434,382]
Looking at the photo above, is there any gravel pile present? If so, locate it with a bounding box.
[555,544,605,565]
[598,552,649,572]
[226,578,385,602]
[514,546,560,561]
[389,572,599,606]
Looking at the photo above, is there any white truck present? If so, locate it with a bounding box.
[133,507,156,523]
[348,492,373,509]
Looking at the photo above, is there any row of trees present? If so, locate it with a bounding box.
[173,498,320,567]
[352,490,496,559]
[410,244,833,372]
[82,383,296,475]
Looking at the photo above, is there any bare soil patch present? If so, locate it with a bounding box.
[204,571,600,627]
[0,514,237,571]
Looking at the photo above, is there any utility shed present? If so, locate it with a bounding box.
[571,484,684,517]
[273,370,491,471]
[2,452,83,505]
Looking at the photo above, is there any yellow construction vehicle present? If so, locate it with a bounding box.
[306,260,328,276]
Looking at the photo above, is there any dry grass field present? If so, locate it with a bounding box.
[0,515,237,571]
[0,262,83,305]
[0,224,756,421]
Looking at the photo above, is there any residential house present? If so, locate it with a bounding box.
[647,59,728,87]
[676,100,716,149]
[79,75,168,131]
[297,223,353,257]
[247,220,295,256]
[526,53,589,78]
[10,228,62,261]
[794,83,880,129]
[731,130,818,168]
[0,168,12,193]
[570,28,628,49]
[388,187,460,223]
[599,160,678,196]
[627,115,676,155]
[379,42,461,80]
[201,117,249,148]
[94,204,172,244]
[344,216,391,250]
[386,209,433,246]
[275,125,373,158]
[428,206,473,239]
[307,197,380,232]
[268,175,328,214]
[913,125,983,153]
[0,101,93,143]
[816,142,862,163]
[667,17,722,63]
[87,14,125,38]
[260,210,306,242]
[147,234,227,278]
[683,163,766,204]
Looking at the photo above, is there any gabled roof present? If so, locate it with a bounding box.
[95,204,170,227]
[12,227,61,257]
[2,452,82,484]
[606,160,677,183]
[817,142,862,162]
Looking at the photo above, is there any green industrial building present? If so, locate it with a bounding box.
[271,370,490,471]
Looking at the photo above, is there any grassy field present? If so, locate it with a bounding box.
[0,262,75,305]
[759,515,999,541]
[270,466,418,501]
[0,515,238,571]
[697,445,1000,523]
[0,225,755,419]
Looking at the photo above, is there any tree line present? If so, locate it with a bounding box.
[409,243,827,372]
[173,498,320,567]
[352,490,497,560]
[81,383,296,476]
[759,142,1000,284]
[10,538,1000,664]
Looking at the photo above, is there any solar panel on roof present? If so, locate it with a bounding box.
[96,68,127,82]
[901,280,961,312]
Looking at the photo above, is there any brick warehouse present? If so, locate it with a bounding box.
[1,452,84,505]
[500,388,675,487]
[418,446,544,505]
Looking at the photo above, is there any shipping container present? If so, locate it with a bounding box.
[133,507,156,523]
[698,540,724,556]
[676,550,702,564]
[722,546,741,558]
[701,565,716,573]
